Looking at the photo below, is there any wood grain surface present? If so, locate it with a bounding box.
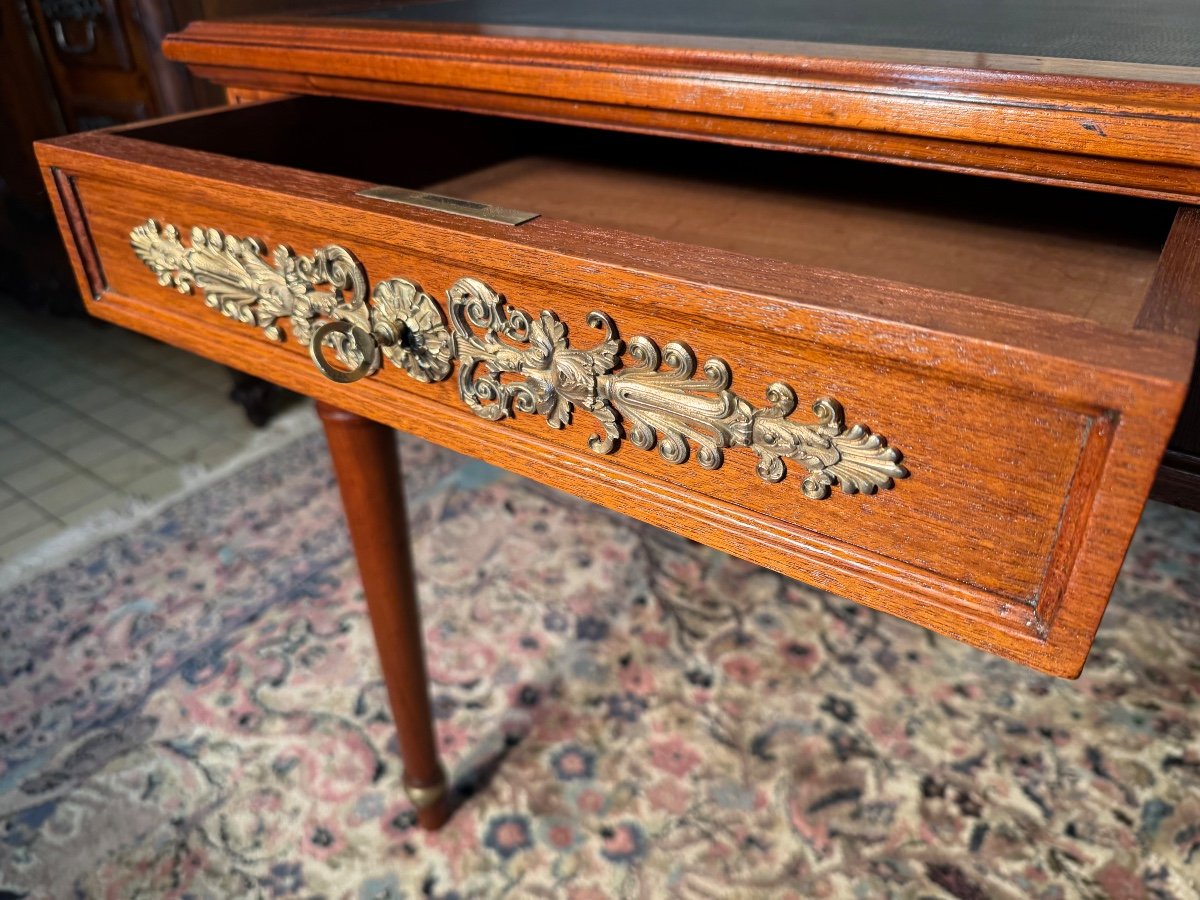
[161,15,1200,201]
[318,402,450,830]
[1143,208,1200,510]
[424,156,1165,329]
[34,98,1199,677]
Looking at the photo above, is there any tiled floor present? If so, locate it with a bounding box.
[0,300,308,563]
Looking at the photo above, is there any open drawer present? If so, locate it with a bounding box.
[35,96,1199,676]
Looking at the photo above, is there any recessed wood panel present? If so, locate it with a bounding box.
[77,174,1096,604]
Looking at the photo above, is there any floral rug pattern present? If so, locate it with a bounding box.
[1,428,1198,898]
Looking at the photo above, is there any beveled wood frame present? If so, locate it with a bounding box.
[162,16,1200,201]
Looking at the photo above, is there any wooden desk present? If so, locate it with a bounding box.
[33,1,1200,829]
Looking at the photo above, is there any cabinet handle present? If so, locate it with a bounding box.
[42,0,103,55]
[132,220,907,499]
[51,18,96,55]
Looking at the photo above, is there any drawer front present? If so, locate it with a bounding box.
[35,110,1195,677]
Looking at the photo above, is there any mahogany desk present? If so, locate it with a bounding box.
[33,1,1200,829]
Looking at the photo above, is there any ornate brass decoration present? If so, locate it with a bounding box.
[129,220,453,384]
[369,277,455,384]
[449,277,622,444]
[131,220,905,498]
[447,279,905,498]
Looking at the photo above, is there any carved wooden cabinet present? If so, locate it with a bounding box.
[32,0,1200,828]
[23,0,336,129]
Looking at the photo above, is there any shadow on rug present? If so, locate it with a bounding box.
[1,431,1198,899]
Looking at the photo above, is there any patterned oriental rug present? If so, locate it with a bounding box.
[1,430,1198,899]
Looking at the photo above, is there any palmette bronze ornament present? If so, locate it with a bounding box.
[131,219,907,498]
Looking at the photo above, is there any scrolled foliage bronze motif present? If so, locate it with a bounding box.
[131,220,906,498]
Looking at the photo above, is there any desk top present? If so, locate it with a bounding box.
[345,0,1200,69]
[164,1,1200,200]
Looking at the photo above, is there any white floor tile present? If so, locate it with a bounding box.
[28,473,110,518]
[3,456,75,494]
[63,433,136,468]
[0,305,293,563]
[0,391,46,421]
[11,403,78,437]
[122,467,185,502]
[87,396,158,429]
[0,499,55,542]
[145,424,220,462]
[90,449,163,487]
[34,371,95,401]
[194,439,244,468]
[0,439,44,472]
[62,384,126,413]
[0,521,62,560]
[33,416,105,452]
[59,491,129,526]
[121,410,190,445]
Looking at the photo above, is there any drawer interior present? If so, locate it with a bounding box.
[127,95,1176,326]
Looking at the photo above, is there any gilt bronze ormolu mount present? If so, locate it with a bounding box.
[131,219,907,499]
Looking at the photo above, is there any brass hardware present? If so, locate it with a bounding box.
[370,277,455,383]
[131,220,906,498]
[309,320,378,384]
[129,221,453,383]
[403,779,448,811]
[448,278,906,498]
[357,186,539,226]
[129,220,369,348]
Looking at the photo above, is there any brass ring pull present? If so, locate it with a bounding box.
[309,320,378,384]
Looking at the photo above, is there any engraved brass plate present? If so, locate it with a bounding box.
[131,219,907,499]
[357,186,539,226]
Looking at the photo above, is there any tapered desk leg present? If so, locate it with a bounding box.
[317,402,450,830]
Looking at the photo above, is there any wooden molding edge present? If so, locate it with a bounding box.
[162,19,1200,200]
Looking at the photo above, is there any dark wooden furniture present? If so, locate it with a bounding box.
[28,0,211,131]
[34,1,1200,827]
[23,0,333,130]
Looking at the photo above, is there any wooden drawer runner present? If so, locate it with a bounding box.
[35,97,1199,676]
